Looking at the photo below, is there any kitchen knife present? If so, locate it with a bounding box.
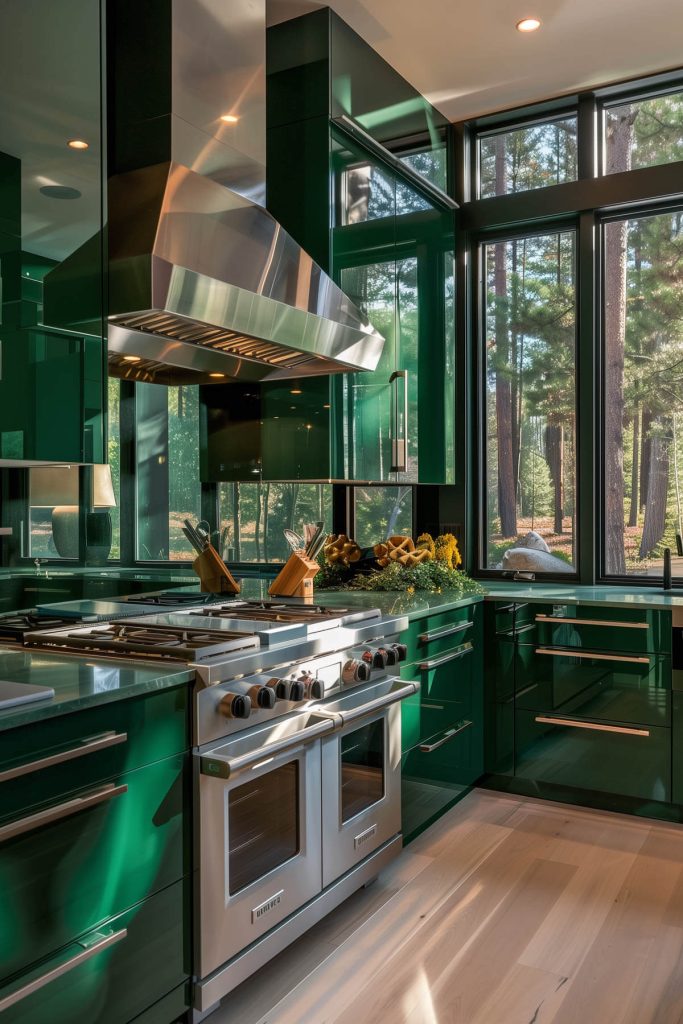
[308,526,327,561]
[182,526,204,556]
[183,519,206,551]
[305,522,325,557]
[284,529,305,552]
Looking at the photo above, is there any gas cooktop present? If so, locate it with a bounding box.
[0,611,98,644]
[25,621,260,663]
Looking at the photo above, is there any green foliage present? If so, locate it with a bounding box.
[317,559,485,595]
[519,441,553,518]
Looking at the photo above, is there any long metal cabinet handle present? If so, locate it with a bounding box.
[534,715,650,737]
[389,369,408,472]
[535,615,649,630]
[419,643,473,671]
[495,602,529,614]
[0,928,127,1013]
[535,647,650,665]
[419,620,473,644]
[419,720,472,752]
[200,718,335,780]
[0,784,128,844]
[328,680,420,726]
[0,731,127,784]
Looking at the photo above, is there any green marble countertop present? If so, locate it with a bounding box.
[0,567,197,582]
[0,649,194,733]
[482,581,683,610]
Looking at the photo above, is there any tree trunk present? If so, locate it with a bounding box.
[545,423,564,535]
[640,408,653,512]
[493,138,516,539]
[263,483,270,561]
[254,481,262,561]
[233,482,241,561]
[628,411,640,528]
[639,419,671,558]
[603,108,634,575]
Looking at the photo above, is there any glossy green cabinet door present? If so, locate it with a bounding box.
[402,720,476,842]
[515,709,670,802]
[0,879,188,1024]
[0,754,189,986]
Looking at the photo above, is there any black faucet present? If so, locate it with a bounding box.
[663,547,672,591]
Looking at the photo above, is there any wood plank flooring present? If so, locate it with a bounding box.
[206,790,683,1024]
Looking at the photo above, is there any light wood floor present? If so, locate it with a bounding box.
[206,789,683,1024]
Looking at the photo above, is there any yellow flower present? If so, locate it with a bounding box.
[406,585,415,594]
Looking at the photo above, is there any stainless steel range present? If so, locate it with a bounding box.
[25,601,418,1019]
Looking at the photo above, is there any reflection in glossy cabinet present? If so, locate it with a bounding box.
[0,879,188,1024]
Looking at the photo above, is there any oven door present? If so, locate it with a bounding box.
[319,677,419,887]
[196,714,334,977]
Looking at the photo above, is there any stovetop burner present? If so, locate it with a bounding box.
[193,600,349,625]
[123,591,222,607]
[0,611,97,643]
[26,620,260,662]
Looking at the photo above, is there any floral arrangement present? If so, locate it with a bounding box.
[315,531,480,595]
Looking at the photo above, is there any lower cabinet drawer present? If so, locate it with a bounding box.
[0,753,188,986]
[0,879,188,1024]
[401,719,478,839]
[515,646,670,727]
[403,607,477,662]
[515,709,671,802]
[402,696,468,750]
[531,604,670,655]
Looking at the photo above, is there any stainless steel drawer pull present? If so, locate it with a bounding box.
[0,928,127,1013]
[421,702,446,710]
[419,720,472,752]
[535,648,650,665]
[419,620,473,644]
[0,731,128,784]
[419,643,473,671]
[534,715,650,737]
[535,615,649,631]
[0,783,128,844]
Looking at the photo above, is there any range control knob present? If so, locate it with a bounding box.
[372,645,398,667]
[297,672,324,699]
[219,693,251,719]
[247,684,277,710]
[275,678,306,702]
[392,643,408,662]
[343,659,371,684]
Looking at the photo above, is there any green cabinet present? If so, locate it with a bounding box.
[0,684,191,1022]
[400,604,483,842]
[0,2,106,464]
[483,600,674,813]
[0,879,188,1024]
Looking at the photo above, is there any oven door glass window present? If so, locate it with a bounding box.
[340,720,385,823]
[228,760,299,895]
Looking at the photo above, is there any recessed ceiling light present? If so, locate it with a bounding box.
[39,185,81,200]
[209,372,225,379]
[516,16,541,31]
[67,139,89,150]
[323,403,331,409]
[122,355,141,363]
[290,387,303,395]
[220,114,239,124]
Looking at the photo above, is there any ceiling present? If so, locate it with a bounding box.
[267,0,683,122]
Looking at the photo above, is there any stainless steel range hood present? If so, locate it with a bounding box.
[107,161,384,385]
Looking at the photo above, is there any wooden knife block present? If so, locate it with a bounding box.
[192,544,240,594]
[269,550,319,599]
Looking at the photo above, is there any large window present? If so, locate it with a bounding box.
[108,378,121,560]
[218,483,332,563]
[478,117,578,199]
[354,486,413,548]
[28,466,79,559]
[136,384,202,561]
[603,209,683,577]
[482,230,577,572]
[604,90,683,174]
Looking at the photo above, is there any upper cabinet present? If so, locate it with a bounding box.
[0,0,105,464]
[202,8,455,484]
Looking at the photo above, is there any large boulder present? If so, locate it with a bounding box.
[501,547,573,574]
[518,530,551,553]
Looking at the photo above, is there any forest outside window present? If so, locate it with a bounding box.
[353,486,413,548]
[478,116,578,199]
[482,229,577,573]
[603,208,683,578]
[218,484,332,563]
[604,89,683,174]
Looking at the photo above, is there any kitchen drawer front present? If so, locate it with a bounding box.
[402,605,478,663]
[402,695,470,751]
[402,719,478,839]
[0,878,188,1024]
[487,600,533,640]
[673,692,683,805]
[515,709,670,802]
[0,753,188,986]
[410,640,477,706]
[529,604,671,655]
[0,685,190,796]
[515,645,670,728]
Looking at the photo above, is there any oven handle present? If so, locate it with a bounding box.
[321,679,420,728]
[199,718,335,780]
